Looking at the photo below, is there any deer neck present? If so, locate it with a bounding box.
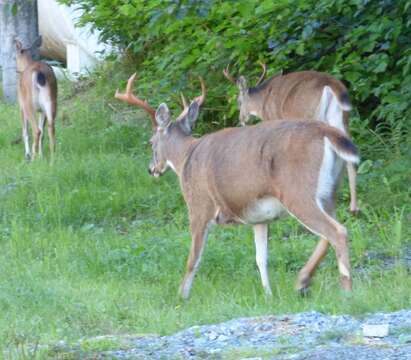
[17,55,34,73]
[164,126,196,177]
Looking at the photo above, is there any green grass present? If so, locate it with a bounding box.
[0,64,410,358]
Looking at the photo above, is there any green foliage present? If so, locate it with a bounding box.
[59,0,411,139]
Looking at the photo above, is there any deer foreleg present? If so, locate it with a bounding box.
[253,223,272,297]
[179,218,212,299]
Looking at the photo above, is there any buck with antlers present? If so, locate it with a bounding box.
[15,37,57,160]
[115,74,359,299]
[223,64,359,215]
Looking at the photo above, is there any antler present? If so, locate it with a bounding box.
[222,64,237,84]
[114,73,157,129]
[255,61,267,86]
[193,76,206,107]
[176,77,207,121]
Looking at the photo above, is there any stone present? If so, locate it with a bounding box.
[363,324,389,337]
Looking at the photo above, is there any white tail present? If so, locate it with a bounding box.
[116,74,358,299]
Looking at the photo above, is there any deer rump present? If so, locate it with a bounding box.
[181,121,358,225]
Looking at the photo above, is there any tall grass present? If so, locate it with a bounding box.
[0,64,410,357]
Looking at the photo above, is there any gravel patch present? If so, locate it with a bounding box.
[95,309,411,359]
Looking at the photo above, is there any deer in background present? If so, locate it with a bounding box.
[223,64,359,215]
[15,37,57,160]
[115,74,359,299]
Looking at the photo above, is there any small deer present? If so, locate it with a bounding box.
[116,74,359,299]
[223,64,359,215]
[15,37,57,160]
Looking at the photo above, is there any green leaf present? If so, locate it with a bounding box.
[358,160,373,174]
[11,2,18,16]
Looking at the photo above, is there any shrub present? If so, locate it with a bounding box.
[60,0,410,151]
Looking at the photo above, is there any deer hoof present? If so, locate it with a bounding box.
[297,286,311,297]
[340,276,352,291]
[296,273,311,297]
[349,205,361,215]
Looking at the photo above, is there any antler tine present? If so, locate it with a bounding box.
[176,76,207,121]
[193,76,206,106]
[222,64,236,84]
[255,61,267,86]
[114,73,157,129]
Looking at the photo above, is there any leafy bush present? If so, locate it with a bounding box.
[60,0,410,151]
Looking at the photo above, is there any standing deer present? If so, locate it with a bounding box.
[223,64,359,215]
[115,74,359,299]
[15,37,57,160]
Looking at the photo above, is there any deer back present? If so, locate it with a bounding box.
[18,61,57,119]
[254,71,349,122]
[180,121,340,224]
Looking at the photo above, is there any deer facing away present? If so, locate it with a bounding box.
[115,74,359,299]
[223,65,359,215]
[15,37,57,160]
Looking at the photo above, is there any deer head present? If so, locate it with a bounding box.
[148,100,200,177]
[15,36,42,72]
[223,62,267,126]
[115,74,206,177]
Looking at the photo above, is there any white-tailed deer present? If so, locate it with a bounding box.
[223,64,359,215]
[15,37,57,160]
[115,74,359,299]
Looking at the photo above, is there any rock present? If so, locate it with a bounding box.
[363,324,389,337]
[207,331,218,341]
[217,334,229,342]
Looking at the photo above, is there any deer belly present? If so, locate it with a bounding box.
[242,197,286,224]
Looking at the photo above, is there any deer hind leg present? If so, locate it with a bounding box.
[253,223,272,297]
[296,237,329,294]
[179,217,213,299]
[28,112,40,160]
[347,163,359,214]
[21,111,31,160]
[296,199,336,293]
[46,102,56,158]
[38,113,46,158]
[288,202,352,292]
[47,120,56,159]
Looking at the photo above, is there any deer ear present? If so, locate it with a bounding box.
[181,101,199,134]
[15,39,23,51]
[155,103,171,129]
[237,76,248,92]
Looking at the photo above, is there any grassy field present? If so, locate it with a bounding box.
[0,66,410,358]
